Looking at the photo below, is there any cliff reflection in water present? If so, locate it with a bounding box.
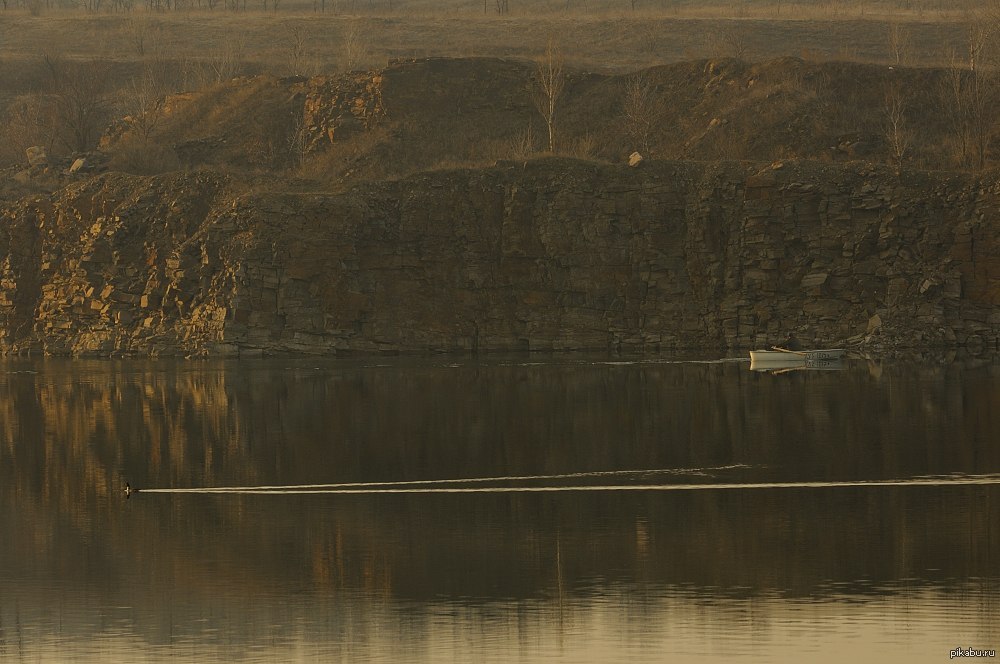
[0,356,998,660]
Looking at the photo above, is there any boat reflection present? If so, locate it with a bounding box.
[749,357,846,373]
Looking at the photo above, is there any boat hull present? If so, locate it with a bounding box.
[749,348,845,362]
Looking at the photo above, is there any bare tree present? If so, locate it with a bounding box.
[939,21,1000,170]
[966,68,998,170]
[123,17,159,57]
[286,116,309,168]
[940,50,972,167]
[120,64,168,143]
[285,24,308,75]
[887,21,909,65]
[42,54,113,153]
[621,73,662,155]
[209,34,246,82]
[342,22,365,72]
[533,39,565,154]
[882,80,909,170]
[975,4,1000,68]
[968,22,990,71]
[0,94,59,166]
[712,23,751,60]
[506,126,536,159]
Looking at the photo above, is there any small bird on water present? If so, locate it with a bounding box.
[124,482,137,498]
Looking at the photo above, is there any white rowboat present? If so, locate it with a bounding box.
[749,348,846,363]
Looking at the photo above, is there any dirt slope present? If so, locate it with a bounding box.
[92,55,984,192]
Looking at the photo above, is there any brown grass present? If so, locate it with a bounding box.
[2,1,999,177]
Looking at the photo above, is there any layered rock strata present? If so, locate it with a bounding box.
[1,159,997,356]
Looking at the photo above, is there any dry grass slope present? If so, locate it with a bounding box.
[1,0,1000,192]
[74,55,998,193]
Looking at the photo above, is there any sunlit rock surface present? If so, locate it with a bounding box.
[1,159,997,356]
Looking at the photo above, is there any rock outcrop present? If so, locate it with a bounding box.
[1,159,997,356]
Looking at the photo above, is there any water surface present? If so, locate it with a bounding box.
[1,354,998,662]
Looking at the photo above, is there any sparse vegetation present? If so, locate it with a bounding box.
[41,54,115,153]
[119,63,169,143]
[2,0,1000,194]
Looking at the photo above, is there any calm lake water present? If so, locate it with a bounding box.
[1,353,998,663]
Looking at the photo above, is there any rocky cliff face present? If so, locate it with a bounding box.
[1,159,997,356]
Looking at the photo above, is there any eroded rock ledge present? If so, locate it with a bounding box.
[1,159,997,356]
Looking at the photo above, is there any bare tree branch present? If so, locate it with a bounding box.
[882,79,909,171]
[533,38,565,154]
[622,73,662,156]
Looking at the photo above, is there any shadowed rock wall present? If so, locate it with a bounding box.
[1,160,997,356]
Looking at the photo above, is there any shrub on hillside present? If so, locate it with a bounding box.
[107,140,182,176]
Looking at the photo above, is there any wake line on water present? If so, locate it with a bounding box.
[137,464,753,493]
[137,474,1000,495]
